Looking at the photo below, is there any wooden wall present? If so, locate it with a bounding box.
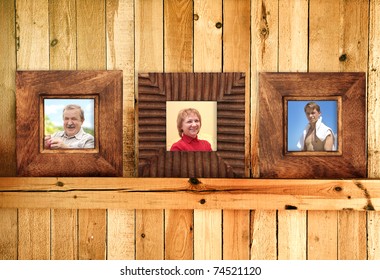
[1,0,380,260]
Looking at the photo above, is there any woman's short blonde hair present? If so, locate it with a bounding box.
[176,108,202,137]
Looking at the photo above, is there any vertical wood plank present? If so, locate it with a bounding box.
[223,210,250,259]
[308,0,340,260]
[76,0,107,260]
[338,211,367,260]
[278,0,308,71]
[277,0,308,261]
[106,0,135,260]
[51,209,78,260]
[16,0,51,260]
[0,0,17,176]
[368,0,380,178]
[49,0,76,70]
[18,209,50,260]
[250,0,278,260]
[278,211,306,260]
[164,0,194,260]
[136,0,164,260]
[16,0,49,70]
[222,0,251,260]
[368,0,380,260]
[194,0,222,72]
[165,210,193,260]
[0,209,17,260]
[107,209,135,260]
[193,0,222,260]
[250,210,277,260]
[309,0,369,260]
[136,209,164,260]
[194,209,222,260]
[0,0,17,261]
[136,0,163,72]
[368,212,380,260]
[77,0,106,70]
[164,0,193,72]
[49,0,78,261]
[308,211,338,259]
[78,209,106,260]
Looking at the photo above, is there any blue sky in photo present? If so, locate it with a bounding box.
[287,100,338,151]
[44,99,95,129]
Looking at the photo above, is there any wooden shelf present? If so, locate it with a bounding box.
[1,177,379,210]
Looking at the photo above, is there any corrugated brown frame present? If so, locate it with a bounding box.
[259,72,366,179]
[138,72,246,178]
[16,70,123,176]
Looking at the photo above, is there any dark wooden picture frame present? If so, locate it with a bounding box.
[259,72,366,179]
[138,72,247,178]
[16,70,123,176]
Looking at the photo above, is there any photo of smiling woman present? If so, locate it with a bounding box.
[170,108,213,152]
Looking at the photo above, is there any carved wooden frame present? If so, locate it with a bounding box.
[259,72,366,179]
[138,72,246,178]
[16,70,123,176]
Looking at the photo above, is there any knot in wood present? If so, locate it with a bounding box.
[199,199,206,205]
[56,181,64,187]
[215,22,223,29]
[50,39,58,47]
[339,54,347,62]
[193,14,199,21]
[334,186,342,192]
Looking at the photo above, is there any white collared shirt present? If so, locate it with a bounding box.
[51,128,94,148]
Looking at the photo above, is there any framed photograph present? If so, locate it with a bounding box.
[16,70,123,176]
[259,72,366,178]
[138,72,247,178]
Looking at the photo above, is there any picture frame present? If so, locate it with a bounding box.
[259,72,366,179]
[16,70,123,176]
[138,72,247,178]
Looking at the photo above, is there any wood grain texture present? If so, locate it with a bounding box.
[194,209,222,259]
[0,2,17,258]
[77,0,105,70]
[165,210,193,260]
[259,72,366,179]
[136,209,164,260]
[0,209,17,260]
[18,209,50,260]
[15,0,51,262]
[107,209,135,259]
[308,211,338,260]
[223,0,251,260]
[0,177,379,210]
[368,0,380,259]
[278,210,307,260]
[163,0,194,261]
[368,212,380,260]
[51,209,78,259]
[138,72,246,178]
[16,70,123,177]
[76,0,107,261]
[49,0,76,70]
[277,0,308,262]
[368,0,380,177]
[16,0,49,70]
[105,0,136,260]
[0,0,17,176]
[135,0,163,72]
[250,210,277,260]
[164,0,193,71]
[338,210,367,260]
[223,210,250,259]
[78,209,106,260]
